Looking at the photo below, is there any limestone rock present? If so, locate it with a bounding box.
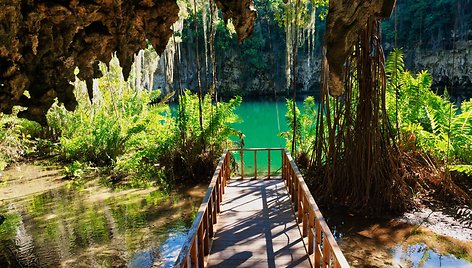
[0,0,256,125]
[325,0,395,96]
[216,0,257,43]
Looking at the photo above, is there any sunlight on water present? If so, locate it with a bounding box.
[231,101,295,176]
[0,164,204,267]
[392,243,471,268]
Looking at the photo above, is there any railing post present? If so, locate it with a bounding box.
[208,200,214,236]
[212,191,217,224]
[298,183,303,222]
[203,209,209,254]
[323,236,331,267]
[216,179,220,213]
[315,220,322,267]
[302,196,308,237]
[225,152,230,185]
[308,209,314,255]
[268,149,271,178]
[219,173,223,205]
[198,224,204,268]
[190,239,197,268]
[281,152,284,181]
[254,150,257,179]
[240,150,244,179]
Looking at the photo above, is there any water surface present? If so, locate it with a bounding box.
[231,100,291,176]
[0,163,205,267]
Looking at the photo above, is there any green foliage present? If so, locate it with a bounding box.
[241,33,269,73]
[63,161,86,179]
[0,112,39,170]
[449,165,472,176]
[281,97,318,154]
[46,59,172,170]
[43,58,179,187]
[158,90,241,182]
[382,0,470,49]
[386,50,472,166]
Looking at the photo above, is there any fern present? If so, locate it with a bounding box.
[449,165,472,176]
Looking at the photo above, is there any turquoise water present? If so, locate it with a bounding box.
[232,100,289,148]
[231,100,292,177]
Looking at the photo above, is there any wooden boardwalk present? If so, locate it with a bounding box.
[174,148,349,268]
[208,178,311,267]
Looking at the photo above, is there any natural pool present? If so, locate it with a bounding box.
[0,163,205,267]
[1,100,471,268]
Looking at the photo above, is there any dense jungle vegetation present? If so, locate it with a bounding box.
[284,50,472,211]
[0,57,242,190]
[0,0,471,212]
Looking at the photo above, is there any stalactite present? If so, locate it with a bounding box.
[291,0,300,155]
[285,2,293,92]
[193,0,204,134]
[308,2,316,68]
[209,0,218,101]
[0,0,256,124]
[202,0,209,82]
[164,39,176,93]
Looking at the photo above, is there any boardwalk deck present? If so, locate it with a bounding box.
[208,178,311,267]
[174,148,349,268]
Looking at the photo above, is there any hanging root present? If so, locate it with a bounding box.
[310,18,408,214]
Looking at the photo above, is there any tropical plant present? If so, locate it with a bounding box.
[281,97,318,156]
[386,50,472,166]
[160,90,241,183]
[0,112,38,170]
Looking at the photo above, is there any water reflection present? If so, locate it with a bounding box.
[392,243,472,268]
[324,211,472,267]
[0,164,204,267]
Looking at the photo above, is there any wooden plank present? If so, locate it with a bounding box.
[208,179,311,267]
[174,151,228,267]
[284,149,349,268]
[175,149,349,268]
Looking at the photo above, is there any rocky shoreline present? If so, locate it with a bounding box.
[397,206,472,241]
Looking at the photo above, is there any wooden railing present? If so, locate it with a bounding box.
[173,148,349,268]
[228,147,285,179]
[282,149,349,268]
[174,150,230,268]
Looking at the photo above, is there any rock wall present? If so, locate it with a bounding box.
[0,0,179,124]
[408,40,472,99]
[153,47,322,99]
[0,0,256,124]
